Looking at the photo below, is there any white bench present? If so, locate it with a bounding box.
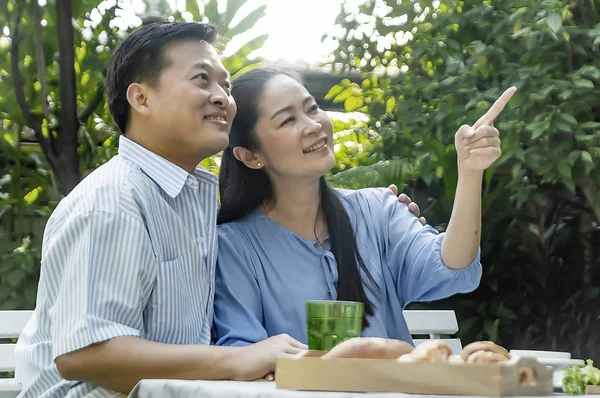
[0,310,32,398]
[403,309,463,354]
[0,309,462,397]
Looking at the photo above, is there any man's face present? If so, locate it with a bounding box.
[144,40,237,164]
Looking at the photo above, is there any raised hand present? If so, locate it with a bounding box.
[455,87,517,172]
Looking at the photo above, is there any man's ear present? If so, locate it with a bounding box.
[126,83,151,117]
[232,146,265,170]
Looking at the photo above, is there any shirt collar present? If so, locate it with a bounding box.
[118,135,218,198]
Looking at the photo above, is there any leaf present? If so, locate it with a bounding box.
[574,79,594,88]
[557,162,575,192]
[458,316,478,336]
[530,123,547,140]
[7,268,25,287]
[556,121,572,133]
[580,121,600,130]
[344,96,364,112]
[223,0,246,27]
[496,305,517,320]
[222,34,268,74]
[23,187,41,205]
[581,151,593,164]
[204,0,220,26]
[386,97,396,114]
[230,61,265,81]
[560,113,577,126]
[225,5,266,39]
[566,150,580,166]
[546,12,563,33]
[334,87,354,103]
[185,0,201,20]
[325,84,345,100]
[484,318,500,341]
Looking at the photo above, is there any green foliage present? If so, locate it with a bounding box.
[327,0,600,359]
[563,360,600,395]
[175,0,268,76]
[0,0,268,309]
[0,133,51,310]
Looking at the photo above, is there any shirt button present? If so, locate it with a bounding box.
[186,177,197,188]
[197,236,204,244]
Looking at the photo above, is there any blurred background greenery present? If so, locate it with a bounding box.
[1,0,599,362]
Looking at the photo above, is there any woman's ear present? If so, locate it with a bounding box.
[232,147,265,169]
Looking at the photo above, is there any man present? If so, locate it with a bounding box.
[15,22,424,397]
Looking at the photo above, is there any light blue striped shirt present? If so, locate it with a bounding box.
[15,136,219,397]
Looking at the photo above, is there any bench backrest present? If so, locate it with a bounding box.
[403,309,462,354]
[0,310,33,372]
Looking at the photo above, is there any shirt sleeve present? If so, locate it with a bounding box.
[367,188,482,306]
[46,208,156,360]
[213,225,269,346]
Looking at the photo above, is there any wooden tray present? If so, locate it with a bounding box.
[586,385,600,395]
[276,350,553,396]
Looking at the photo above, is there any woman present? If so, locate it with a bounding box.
[213,67,515,347]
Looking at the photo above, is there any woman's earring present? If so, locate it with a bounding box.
[257,162,262,168]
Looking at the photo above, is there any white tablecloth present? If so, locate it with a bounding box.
[127,379,571,398]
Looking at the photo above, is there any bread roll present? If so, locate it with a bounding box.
[397,340,452,363]
[448,354,465,364]
[466,350,510,364]
[461,341,510,362]
[322,337,414,359]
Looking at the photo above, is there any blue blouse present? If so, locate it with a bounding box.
[213,188,482,346]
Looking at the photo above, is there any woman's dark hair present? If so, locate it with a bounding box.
[106,22,218,133]
[217,67,378,327]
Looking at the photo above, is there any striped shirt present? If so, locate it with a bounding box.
[15,136,219,397]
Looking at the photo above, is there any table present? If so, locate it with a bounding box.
[127,379,573,398]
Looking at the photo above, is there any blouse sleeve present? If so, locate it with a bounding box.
[365,188,482,306]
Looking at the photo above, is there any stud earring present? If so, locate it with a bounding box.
[257,162,262,167]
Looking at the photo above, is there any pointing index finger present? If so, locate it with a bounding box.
[474,86,517,128]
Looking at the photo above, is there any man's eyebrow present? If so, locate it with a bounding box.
[188,61,230,80]
[188,61,210,73]
[271,96,314,120]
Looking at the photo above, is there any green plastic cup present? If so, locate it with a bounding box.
[306,300,364,351]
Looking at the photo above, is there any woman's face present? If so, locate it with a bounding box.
[253,74,335,181]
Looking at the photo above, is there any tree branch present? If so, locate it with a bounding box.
[54,0,81,193]
[10,5,57,165]
[55,0,79,146]
[33,2,50,120]
[78,85,105,124]
[10,7,42,134]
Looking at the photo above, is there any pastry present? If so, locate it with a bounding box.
[322,337,414,359]
[397,340,452,363]
[461,341,510,363]
[466,350,511,364]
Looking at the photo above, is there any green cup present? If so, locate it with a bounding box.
[306,300,364,351]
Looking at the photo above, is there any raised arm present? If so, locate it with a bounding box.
[441,87,516,269]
